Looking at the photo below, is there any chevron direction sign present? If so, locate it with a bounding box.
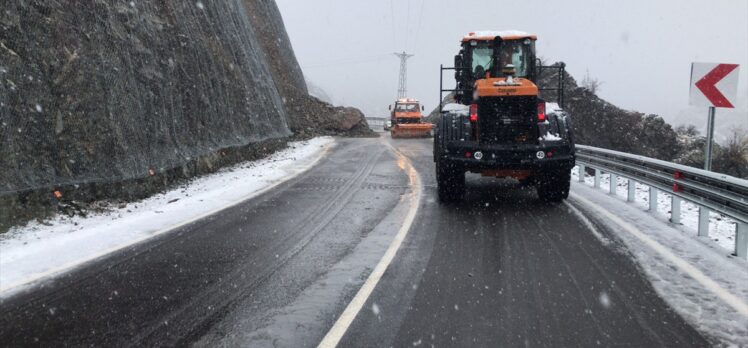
[689,63,740,108]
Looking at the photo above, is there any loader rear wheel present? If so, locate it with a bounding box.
[536,170,571,202]
[436,159,465,202]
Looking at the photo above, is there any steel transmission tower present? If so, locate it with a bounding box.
[394,51,414,98]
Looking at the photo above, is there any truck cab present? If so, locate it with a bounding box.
[391,99,423,121]
[389,98,433,138]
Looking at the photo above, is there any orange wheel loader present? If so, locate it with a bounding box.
[434,31,576,202]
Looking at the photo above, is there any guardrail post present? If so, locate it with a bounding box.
[578,165,586,182]
[736,222,747,260]
[594,169,601,189]
[627,179,636,202]
[670,196,681,224]
[649,187,658,212]
[609,174,617,195]
[698,207,710,237]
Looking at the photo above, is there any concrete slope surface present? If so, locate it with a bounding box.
[0,137,717,347]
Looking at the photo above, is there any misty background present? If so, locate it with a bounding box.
[276,0,746,140]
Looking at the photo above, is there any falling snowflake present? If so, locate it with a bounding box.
[599,291,611,309]
[372,303,380,315]
[195,1,204,10]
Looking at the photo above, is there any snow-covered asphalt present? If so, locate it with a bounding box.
[1,136,744,346]
[0,137,335,297]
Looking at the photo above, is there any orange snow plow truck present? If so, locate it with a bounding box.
[389,98,433,138]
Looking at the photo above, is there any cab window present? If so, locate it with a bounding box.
[472,47,493,75]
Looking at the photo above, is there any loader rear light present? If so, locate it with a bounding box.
[465,151,472,158]
[537,102,546,122]
[469,104,478,122]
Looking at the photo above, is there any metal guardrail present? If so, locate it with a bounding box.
[365,117,388,128]
[575,145,748,259]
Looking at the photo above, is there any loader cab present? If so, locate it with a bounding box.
[453,33,537,104]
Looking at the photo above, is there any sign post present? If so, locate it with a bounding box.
[689,62,740,171]
[704,106,716,170]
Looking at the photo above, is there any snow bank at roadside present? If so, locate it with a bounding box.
[0,137,335,297]
[570,173,748,346]
[571,167,738,252]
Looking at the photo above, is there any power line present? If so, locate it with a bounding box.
[412,0,425,53]
[301,54,390,69]
[404,0,411,50]
[390,0,397,51]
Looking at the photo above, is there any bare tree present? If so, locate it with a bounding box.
[581,69,603,94]
[714,127,748,178]
[675,124,699,137]
[536,55,548,67]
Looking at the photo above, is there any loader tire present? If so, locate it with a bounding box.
[436,159,465,202]
[536,169,571,202]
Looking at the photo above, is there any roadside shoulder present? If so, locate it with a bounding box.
[0,137,335,298]
[569,182,748,346]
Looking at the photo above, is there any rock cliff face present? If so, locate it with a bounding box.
[0,0,293,192]
[0,0,371,229]
[241,0,372,136]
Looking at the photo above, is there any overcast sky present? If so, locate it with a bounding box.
[277,0,747,138]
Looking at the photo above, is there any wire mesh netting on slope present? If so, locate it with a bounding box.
[0,0,292,196]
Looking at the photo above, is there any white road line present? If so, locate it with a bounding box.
[317,143,422,348]
[563,201,611,245]
[0,141,335,297]
[570,192,748,317]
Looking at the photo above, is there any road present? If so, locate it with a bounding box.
[0,137,709,347]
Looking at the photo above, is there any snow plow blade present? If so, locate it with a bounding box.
[391,124,433,138]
